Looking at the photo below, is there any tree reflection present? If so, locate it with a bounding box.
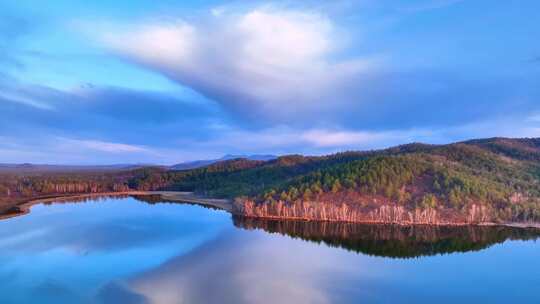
[233,216,540,258]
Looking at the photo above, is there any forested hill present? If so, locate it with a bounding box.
[1,137,540,225]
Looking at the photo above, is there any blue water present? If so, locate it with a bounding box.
[0,196,538,303]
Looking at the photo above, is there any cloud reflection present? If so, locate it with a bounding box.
[0,199,225,254]
[121,230,373,304]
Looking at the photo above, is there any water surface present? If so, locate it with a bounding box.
[0,196,538,303]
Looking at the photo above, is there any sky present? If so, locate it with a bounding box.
[1,0,539,165]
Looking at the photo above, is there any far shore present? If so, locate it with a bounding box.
[154,191,233,212]
[0,191,232,220]
[0,191,539,229]
[0,191,148,220]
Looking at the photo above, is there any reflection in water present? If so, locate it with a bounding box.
[120,232,369,304]
[131,194,223,211]
[0,196,539,304]
[118,219,540,304]
[1,194,133,219]
[0,196,231,304]
[233,216,540,258]
[1,194,214,220]
[131,195,170,205]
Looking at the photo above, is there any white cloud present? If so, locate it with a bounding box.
[88,4,534,132]
[301,130,380,147]
[63,139,149,153]
[103,22,197,69]
[95,7,376,122]
[235,9,333,69]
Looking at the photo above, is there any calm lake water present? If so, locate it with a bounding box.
[0,196,539,304]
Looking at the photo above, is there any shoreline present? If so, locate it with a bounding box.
[0,191,151,220]
[1,192,539,229]
[155,191,233,212]
[0,191,233,221]
[231,213,540,229]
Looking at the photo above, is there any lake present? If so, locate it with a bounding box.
[0,195,539,304]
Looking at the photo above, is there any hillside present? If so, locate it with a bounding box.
[170,154,276,170]
[166,137,540,225]
[1,137,539,225]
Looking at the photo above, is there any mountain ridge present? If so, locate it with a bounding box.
[169,154,277,170]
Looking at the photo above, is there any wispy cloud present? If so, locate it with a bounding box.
[175,126,437,155]
[301,130,388,148]
[0,91,55,110]
[59,138,149,153]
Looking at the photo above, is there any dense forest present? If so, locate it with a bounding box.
[0,170,133,207]
[1,137,540,224]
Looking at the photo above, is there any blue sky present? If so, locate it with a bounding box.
[1,0,539,164]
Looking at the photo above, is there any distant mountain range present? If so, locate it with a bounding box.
[0,163,152,172]
[169,154,277,170]
[0,154,278,172]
